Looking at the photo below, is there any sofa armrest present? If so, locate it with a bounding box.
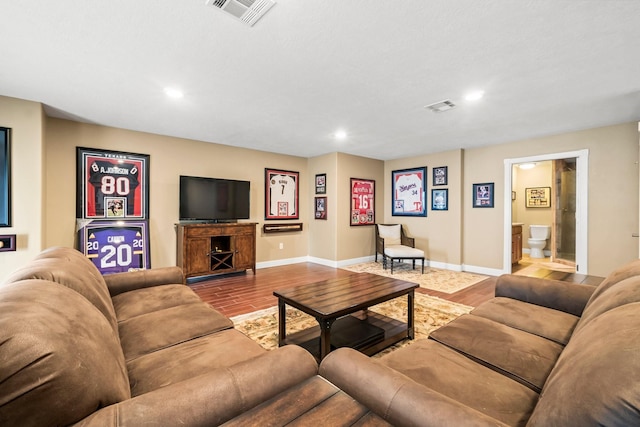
[73,345,318,427]
[495,274,596,316]
[104,266,185,297]
[319,348,507,427]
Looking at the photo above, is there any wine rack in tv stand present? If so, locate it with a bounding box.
[176,222,257,280]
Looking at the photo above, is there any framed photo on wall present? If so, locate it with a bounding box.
[315,173,326,194]
[350,178,375,226]
[314,196,327,219]
[0,127,11,227]
[265,168,299,220]
[433,166,448,186]
[432,189,448,211]
[473,182,494,208]
[76,147,150,220]
[77,219,151,275]
[525,187,551,208]
[392,166,427,217]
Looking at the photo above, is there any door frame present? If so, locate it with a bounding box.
[503,149,589,274]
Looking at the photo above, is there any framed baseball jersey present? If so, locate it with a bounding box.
[350,178,375,226]
[76,147,150,219]
[77,219,151,274]
[265,168,299,220]
[392,167,427,217]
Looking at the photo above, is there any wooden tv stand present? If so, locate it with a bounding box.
[176,222,257,280]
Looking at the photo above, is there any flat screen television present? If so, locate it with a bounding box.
[179,175,250,222]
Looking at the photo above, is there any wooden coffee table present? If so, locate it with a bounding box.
[273,273,418,360]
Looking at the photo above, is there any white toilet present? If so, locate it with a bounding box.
[528,225,550,259]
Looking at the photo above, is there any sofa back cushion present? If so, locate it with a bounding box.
[377,224,401,245]
[0,280,130,427]
[527,303,640,426]
[3,246,118,333]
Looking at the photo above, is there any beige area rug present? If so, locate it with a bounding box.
[231,293,472,359]
[342,261,487,294]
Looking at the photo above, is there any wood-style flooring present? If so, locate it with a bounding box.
[190,259,604,318]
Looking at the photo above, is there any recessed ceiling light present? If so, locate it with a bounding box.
[164,87,184,99]
[334,130,347,140]
[464,90,485,101]
[519,163,536,170]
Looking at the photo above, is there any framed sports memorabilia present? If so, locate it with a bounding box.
[525,187,551,208]
[315,173,326,194]
[0,127,11,227]
[473,182,494,208]
[392,167,427,217]
[265,168,299,220]
[314,196,327,219]
[433,166,447,186]
[77,219,151,275]
[76,147,149,220]
[432,189,448,211]
[350,178,375,226]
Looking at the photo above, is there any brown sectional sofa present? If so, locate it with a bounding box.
[320,259,640,426]
[0,247,389,426]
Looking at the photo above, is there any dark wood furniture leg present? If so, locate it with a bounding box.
[318,317,335,360]
[278,299,286,347]
[408,290,415,339]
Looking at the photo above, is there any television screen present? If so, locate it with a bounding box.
[179,176,250,221]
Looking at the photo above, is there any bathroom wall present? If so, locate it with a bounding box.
[513,161,554,254]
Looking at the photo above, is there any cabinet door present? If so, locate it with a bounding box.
[185,238,211,275]
[233,233,255,270]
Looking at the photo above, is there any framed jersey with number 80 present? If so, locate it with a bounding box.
[76,147,150,220]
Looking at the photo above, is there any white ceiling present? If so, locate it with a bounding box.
[1,1,639,160]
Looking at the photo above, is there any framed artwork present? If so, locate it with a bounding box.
[350,178,375,226]
[314,196,327,220]
[0,128,11,227]
[77,219,150,275]
[76,147,149,220]
[433,166,448,186]
[315,173,326,194]
[265,168,299,220]
[525,187,551,208]
[473,182,494,208]
[392,167,427,217]
[432,189,448,211]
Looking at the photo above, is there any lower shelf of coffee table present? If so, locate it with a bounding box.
[282,312,410,360]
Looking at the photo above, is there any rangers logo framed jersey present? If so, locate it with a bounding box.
[76,147,149,219]
[265,168,299,220]
[77,219,150,275]
[392,167,427,217]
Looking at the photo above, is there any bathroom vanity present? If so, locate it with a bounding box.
[511,223,523,264]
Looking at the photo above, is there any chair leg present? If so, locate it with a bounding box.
[390,259,394,274]
[421,258,424,274]
[412,259,415,270]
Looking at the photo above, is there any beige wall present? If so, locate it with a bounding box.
[384,149,464,268]
[0,96,44,281]
[44,118,310,268]
[464,122,639,277]
[308,153,338,261]
[336,153,384,262]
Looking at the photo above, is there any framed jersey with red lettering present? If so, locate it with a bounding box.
[392,166,427,217]
[76,147,149,219]
[350,178,375,226]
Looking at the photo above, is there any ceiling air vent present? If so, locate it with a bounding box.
[205,0,276,27]
[425,100,456,113]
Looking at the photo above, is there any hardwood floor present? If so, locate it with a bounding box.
[190,260,604,318]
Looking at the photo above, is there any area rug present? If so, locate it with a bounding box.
[342,261,487,294]
[231,293,472,359]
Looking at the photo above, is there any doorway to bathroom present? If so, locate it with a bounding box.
[503,149,588,275]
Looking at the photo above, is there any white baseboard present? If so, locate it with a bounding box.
[462,264,505,276]
[256,256,309,269]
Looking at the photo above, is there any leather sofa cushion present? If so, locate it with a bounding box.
[585,258,640,304]
[379,339,538,426]
[0,280,130,427]
[528,303,640,426]
[223,375,390,426]
[119,302,234,361]
[471,297,579,345]
[127,328,266,396]
[4,247,118,333]
[112,283,204,321]
[575,275,640,334]
[429,314,563,392]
